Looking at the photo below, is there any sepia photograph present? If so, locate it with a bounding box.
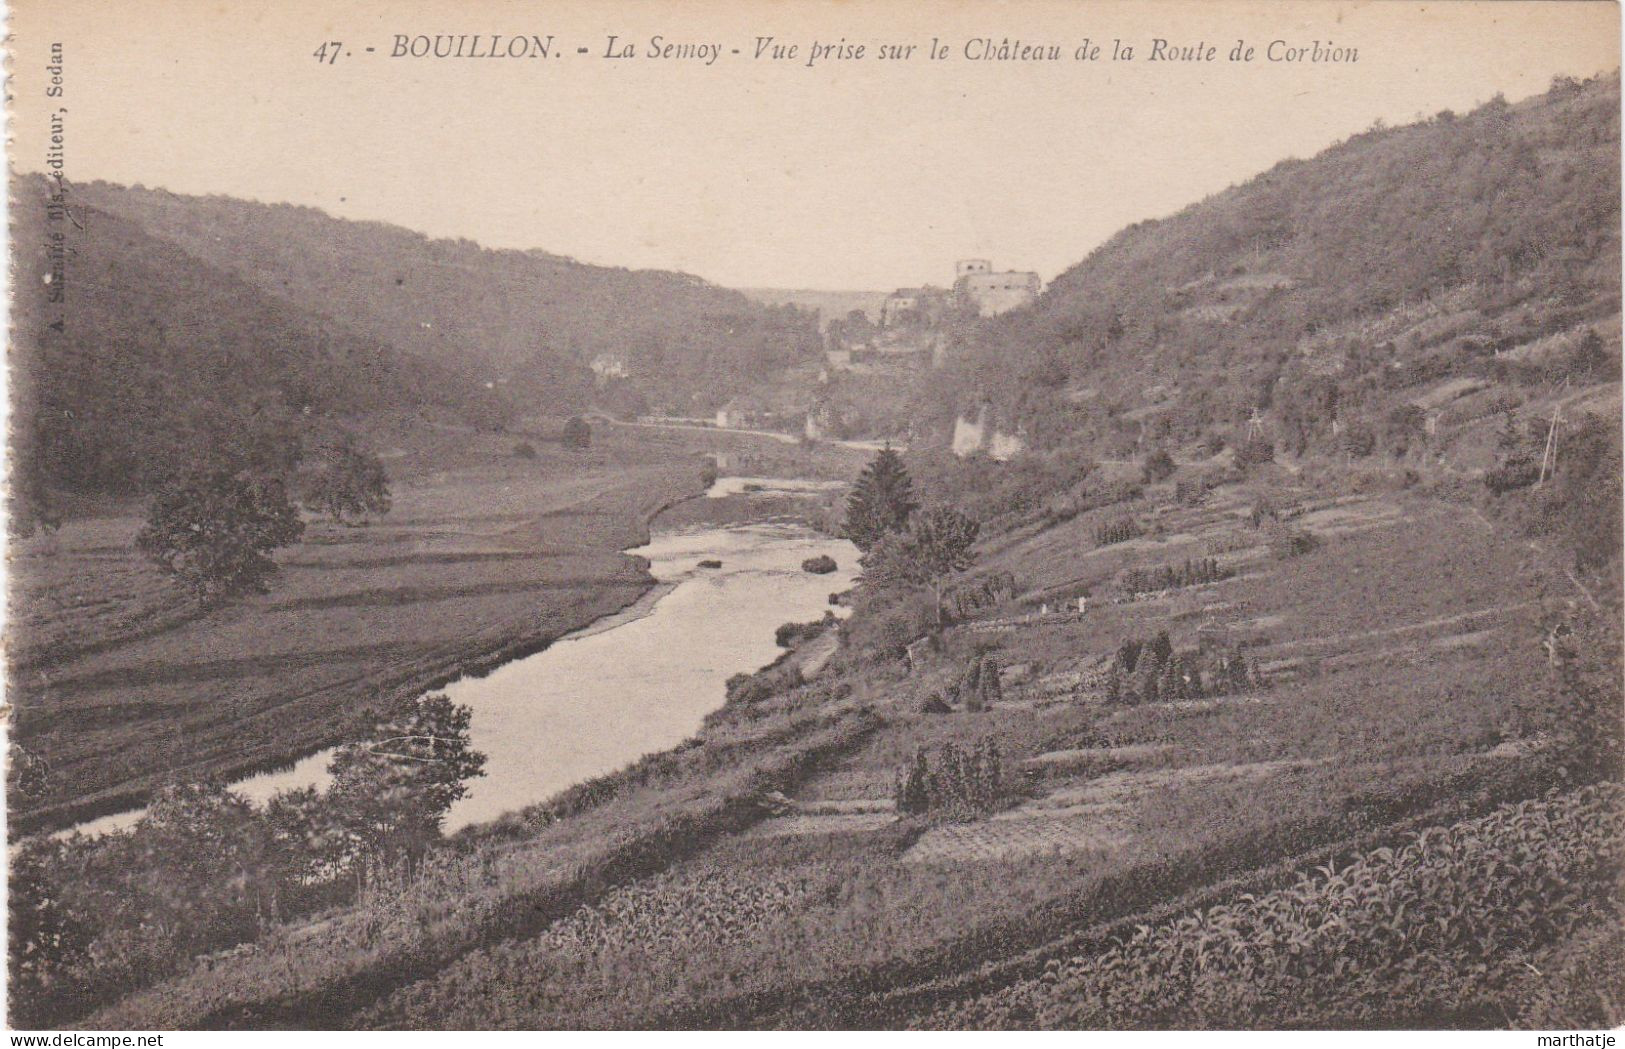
[3,0,1622,1034]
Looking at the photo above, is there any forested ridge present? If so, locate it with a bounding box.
[922,74,1621,469]
[9,178,505,507]
[9,173,823,514]
[65,179,822,415]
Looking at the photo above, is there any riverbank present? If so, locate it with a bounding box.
[9,428,708,837]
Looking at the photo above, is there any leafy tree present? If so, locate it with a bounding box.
[135,469,305,603]
[8,838,93,1026]
[131,783,284,947]
[844,445,918,552]
[862,505,980,625]
[562,416,592,450]
[299,432,392,524]
[324,693,486,870]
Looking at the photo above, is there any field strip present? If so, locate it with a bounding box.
[1267,600,1537,653]
[742,812,897,839]
[1022,743,1182,771]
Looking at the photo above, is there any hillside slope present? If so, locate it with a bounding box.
[69,182,823,414]
[925,74,1621,469]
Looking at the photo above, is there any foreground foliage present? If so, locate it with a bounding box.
[966,784,1622,1028]
[8,694,485,1028]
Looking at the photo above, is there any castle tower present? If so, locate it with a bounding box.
[956,259,992,279]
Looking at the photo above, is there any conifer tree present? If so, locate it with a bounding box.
[844,445,918,552]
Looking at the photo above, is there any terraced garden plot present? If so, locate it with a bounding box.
[1294,500,1407,538]
[928,784,1621,1029]
[903,811,1132,864]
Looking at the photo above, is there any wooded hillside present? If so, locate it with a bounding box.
[9,176,504,506]
[66,180,822,414]
[923,75,1621,466]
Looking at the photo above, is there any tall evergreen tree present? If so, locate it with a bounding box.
[844,445,918,552]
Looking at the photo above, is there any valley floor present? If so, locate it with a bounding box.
[9,427,702,835]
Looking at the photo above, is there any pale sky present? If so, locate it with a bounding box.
[10,0,1620,290]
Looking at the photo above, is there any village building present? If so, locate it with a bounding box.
[590,352,630,384]
[952,259,1041,316]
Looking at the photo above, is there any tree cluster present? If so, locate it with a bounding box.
[9,693,485,1027]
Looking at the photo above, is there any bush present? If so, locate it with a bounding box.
[774,612,836,649]
[1174,478,1208,506]
[561,416,591,450]
[1141,449,1177,484]
[1234,434,1276,469]
[1268,525,1319,559]
[839,585,938,663]
[513,441,537,459]
[1342,422,1377,459]
[946,570,1018,620]
[955,653,1003,711]
[894,739,1006,821]
[801,555,838,575]
[724,662,804,706]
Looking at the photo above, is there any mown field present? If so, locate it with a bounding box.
[77,455,1619,1029]
[8,423,714,835]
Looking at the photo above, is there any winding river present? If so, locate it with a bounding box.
[67,482,858,838]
